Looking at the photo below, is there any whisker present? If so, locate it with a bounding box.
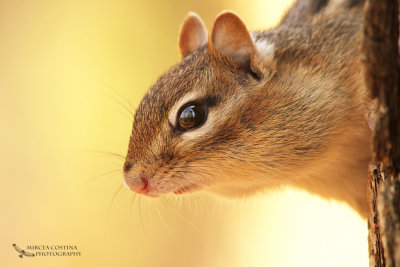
[152,198,172,235]
[129,193,138,232]
[222,199,234,230]
[171,168,214,177]
[80,169,121,187]
[161,197,215,240]
[138,195,148,241]
[107,184,125,220]
[171,171,211,187]
[172,166,218,175]
[170,173,208,189]
[96,81,135,120]
[74,149,126,161]
[197,194,209,216]
[97,80,136,112]
[172,163,281,183]
[167,179,182,187]
[108,94,135,121]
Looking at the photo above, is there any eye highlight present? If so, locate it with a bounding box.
[177,102,207,131]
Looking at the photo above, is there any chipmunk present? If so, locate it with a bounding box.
[123,0,371,217]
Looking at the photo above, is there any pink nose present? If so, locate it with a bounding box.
[126,177,149,194]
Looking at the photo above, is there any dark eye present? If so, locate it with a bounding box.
[177,103,207,131]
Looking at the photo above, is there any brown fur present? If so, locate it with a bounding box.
[124,0,370,217]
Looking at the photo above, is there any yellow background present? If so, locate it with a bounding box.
[0,0,367,266]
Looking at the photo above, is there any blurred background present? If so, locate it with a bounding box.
[0,0,368,266]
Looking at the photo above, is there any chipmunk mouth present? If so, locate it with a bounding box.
[173,183,200,194]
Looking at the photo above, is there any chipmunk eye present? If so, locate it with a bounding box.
[177,103,207,131]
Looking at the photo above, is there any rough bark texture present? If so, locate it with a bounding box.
[361,0,400,266]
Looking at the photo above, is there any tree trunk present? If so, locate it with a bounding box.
[362,0,400,266]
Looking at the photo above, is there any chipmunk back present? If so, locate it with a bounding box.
[123,0,371,217]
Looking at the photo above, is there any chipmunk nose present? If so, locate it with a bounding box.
[124,176,149,194]
[122,162,150,194]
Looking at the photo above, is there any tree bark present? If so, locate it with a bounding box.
[362,0,400,266]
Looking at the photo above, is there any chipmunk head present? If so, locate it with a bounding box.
[123,10,360,198]
[123,11,274,197]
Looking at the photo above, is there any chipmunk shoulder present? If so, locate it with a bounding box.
[123,0,371,217]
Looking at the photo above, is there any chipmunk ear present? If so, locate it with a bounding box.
[209,11,256,71]
[178,12,207,58]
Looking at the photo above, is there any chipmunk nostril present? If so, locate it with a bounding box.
[123,162,133,173]
[141,177,149,190]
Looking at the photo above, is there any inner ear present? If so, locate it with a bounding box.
[178,12,207,58]
[209,11,257,74]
